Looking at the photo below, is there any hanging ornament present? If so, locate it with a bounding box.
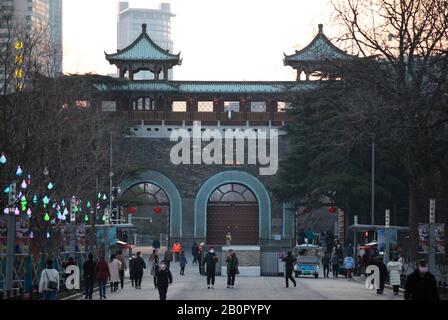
[27,174,31,186]
[84,214,89,223]
[14,207,20,215]
[27,208,32,216]
[16,165,23,176]
[102,194,107,200]
[63,208,68,216]
[43,212,50,222]
[98,192,101,199]
[32,195,38,204]
[56,205,61,211]
[20,179,27,189]
[61,213,66,221]
[52,203,56,209]
[153,207,162,214]
[30,231,34,239]
[86,201,91,209]
[0,153,6,164]
[102,214,107,222]
[3,208,9,214]
[50,218,56,225]
[46,232,50,239]
[42,195,50,205]
[328,207,337,214]
[3,186,10,193]
[96,203,101,209]
[20,195,27,211]
[47,182,54,190]
[61,199,65,207]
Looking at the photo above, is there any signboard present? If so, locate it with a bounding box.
[274,234,281,241]
[385,210,390,227]
[418,223,445,253]
[429,199,435,223]
[338,209,345,244]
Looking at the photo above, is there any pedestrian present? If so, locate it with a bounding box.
[343,254,355,278]
[376,256,388,294]
[192,241,199,265]
[83,253,96,299]
[404,259,439,300]
[108,254,122,293]
[387,257,403,295]
[95,256,110,299]
[321,252,331,278]
[164,247,173,270]
[152,238,161,253]
[172,241,182,262]
[155,261,173,300]
[129,253,136,287]
[150,255,160,288]
[282,251,297,288]
[331,252,339,278]
[198,243,204,274]
[203,247,218,289]
[149,249,157,263]
[335,241,344,260]
[226,249,239,288]
[179,250,187,275]
[116,250,127,290]
[134,251,146,289]
[39,259,60,300]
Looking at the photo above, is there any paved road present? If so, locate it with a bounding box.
[79,256,402,300]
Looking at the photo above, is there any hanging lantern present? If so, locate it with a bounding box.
[0,153,6,164]
[16,165,23,176]
[63,207,68,216]
[27,208,32,216]
[98,192,101,199]
[102,214,107,222]
[46,232,50,239]
[61,199,65,207]
[84,214,89,223]
[153,206,162,214]
[47,182,54,190]
[27,174,31,186]
[43,212,50,222]
[3,186,10,193]
[102,194,107,200]
[86,201,91,209]
[328,207,337,214]
[127,207,137,214]
[21,179,27,189]
[20,195,27,211]
[14,207,20,215]
[61,213,66,221]
[30,231,34,239]
[4,208,9,214]
[42,196,50,205]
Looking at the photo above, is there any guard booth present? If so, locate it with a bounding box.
[349,224,409,264]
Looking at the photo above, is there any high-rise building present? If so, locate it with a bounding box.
[49,0,63,74]
[117,2,175,79]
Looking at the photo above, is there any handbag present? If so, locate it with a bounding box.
[45,270,58,291]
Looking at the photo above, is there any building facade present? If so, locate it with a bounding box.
[96,24,352,250]
[117,2,175,79]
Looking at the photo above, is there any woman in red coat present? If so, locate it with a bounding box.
[95,256,110,299]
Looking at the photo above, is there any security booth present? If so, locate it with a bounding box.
[349,224,409,265]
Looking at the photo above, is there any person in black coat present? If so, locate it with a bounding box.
[203,247,218,289]
[155,261,173,300]
[376,256,388,294]
[282,251,297,288]
[152,239,161,252]
[83,253,96,299]
[134,252,146,289]
[405,260,439,300]
[192,242,199,265]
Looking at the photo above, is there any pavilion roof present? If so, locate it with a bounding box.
[284,24,357,68]
[105,24,181,64]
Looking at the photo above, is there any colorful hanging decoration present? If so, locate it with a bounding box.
[14,207,20,215]
[102,194,107,200]
[20,179,27,189]
[27,174,31,186]
[98,192,101,199]
[86,201,91,209]
[16,165,23,176]
[27,208,32,216]
[32,195,38,204]
[20,195,27,211]
[30,231,34,239]
[3,186,10,193]
[47,182,54,190]
[43,212,50,222]
[61,199,65,207]
[153,206,162,214]
[42,195,50,205]
[328,207,337,214]
[46,232,50,239]
[3,208,9,214]
[84,214,89,223]
[63,208,68,216]
[0,153,6,164]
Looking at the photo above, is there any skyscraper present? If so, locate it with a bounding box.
[49,0,63,74]
[117,2,175,79]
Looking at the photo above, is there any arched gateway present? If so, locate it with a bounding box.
[194,171,271,244]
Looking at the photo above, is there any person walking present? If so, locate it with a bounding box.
[116,250,127,290]
[387,257,403,295]
[95,256,110,299]
[149,249,157,263]
[134,251,146,289]
[150,255,160,288]
[179,251,187,275]
[343,254,355,278]
[331,252,339,278]
[155,261,173,300]
[282,251,297,288]
[321,252,331,278]
[203,247,218,289]
[152,238,161,253]
[164,247,173,270]
[172,241,182,262]
[404,259,439,300]
[129,253,136,287]
[108,254,122,293]
[83,253,96,299]
[226,250,239,288]
[39,259,60,300]
[192,241,199,265]
[376,256,388,294]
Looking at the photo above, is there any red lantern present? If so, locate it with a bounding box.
[153,206,162,214]
[127,207,137,214]
[328,207,337,214]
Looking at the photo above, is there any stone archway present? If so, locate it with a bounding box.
[118,170,182,238]
[194,171,271,242]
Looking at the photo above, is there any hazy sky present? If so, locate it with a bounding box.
[63,0,338,80]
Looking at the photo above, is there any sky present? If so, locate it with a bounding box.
[63,0,338,81]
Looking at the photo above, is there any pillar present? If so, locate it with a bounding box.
[163,65,168,81]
